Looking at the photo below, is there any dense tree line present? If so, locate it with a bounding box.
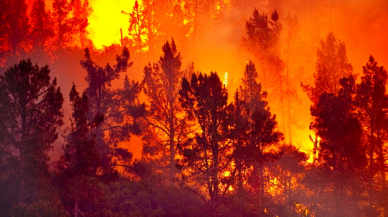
[0,1,387,217]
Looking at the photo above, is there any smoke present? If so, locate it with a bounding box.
[15,0,388,161]
[175,0,388,158]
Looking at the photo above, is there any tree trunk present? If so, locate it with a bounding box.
[169,116,175,186]
[369,126,375,209]
[259,166,265,217]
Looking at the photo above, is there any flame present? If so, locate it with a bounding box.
[87,0,135,49]
[223,72,228,87]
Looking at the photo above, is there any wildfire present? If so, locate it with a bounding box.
[223,72,228,87]
[87,0,135,49]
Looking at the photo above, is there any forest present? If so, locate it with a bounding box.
[0,0,388,216]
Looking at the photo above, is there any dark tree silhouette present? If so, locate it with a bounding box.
[243,9,281,57]
[143,39,190,185]
[242,10,287,146]
[311,76,366,216]
[356,56,388,214]
[55,84,104,217]
[178,72,232,215]
[222,61,283,216]
[302,32,354,163]
[0,59,63,214]
[81,47,139,175]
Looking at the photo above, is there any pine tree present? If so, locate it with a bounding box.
[178,71,232,215]
[72,0,92,48]
[0,59,63,214]
[55,84,104,217]
[80,47,137,174]
[3,0,30,57]
[122,0,147,53]
[52,0,75,50]
[355,56,388,214]
[237,60,283,216]
[30,0,55,59]
[302,32,354,163]
[143,39,190,185]
[302,32,354,105]
[311,76,366,216]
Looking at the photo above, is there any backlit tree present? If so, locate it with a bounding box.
[143,39,191,185]
[0,59,63,214]
[178,72,232,215]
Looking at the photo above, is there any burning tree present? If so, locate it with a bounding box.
[302,32,354,163]
[143,39,192,185]
[178,72,233,215]
[80,47,142,175]
[310,76,366,216]
[29,0,55,60]
[237,61,283,216]
[355,56,388,214]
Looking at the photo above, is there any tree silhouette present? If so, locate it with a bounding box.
[178,72,232,215]
[242,9,282,79]
[356,56,388,214]
[52,0,76,50]
[302,32,354,105]
[55,84,104,217]
[2,0,30,58]
[232,61,283,216]
[81,47,136,175]
[122,0,147,53]
[302,32,354,163]
[311,76,366,216]
[242,9,287,145]
[30,0,55,59]
[143,39,191,185]
[72,0,93,48]
[0,59,63,214]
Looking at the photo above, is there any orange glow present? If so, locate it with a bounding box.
[223,72,228,87]
[87,0,135,49]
